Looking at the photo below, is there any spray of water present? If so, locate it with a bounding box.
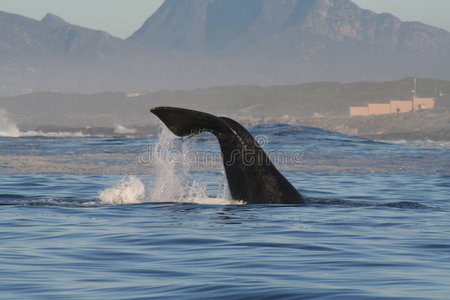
[99,126,241,205]
[98,176,145,205]
[0,109,86,137]
[0,109,21,137]
[147,126,193,201]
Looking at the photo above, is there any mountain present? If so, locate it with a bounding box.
[0,11,165,95]
[0,11,134,64]
[41,13,68,26]
[130,0,450,82]
[2,0,450,97]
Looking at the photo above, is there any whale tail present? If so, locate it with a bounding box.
[150,107,230,137]
[151,106,304,205]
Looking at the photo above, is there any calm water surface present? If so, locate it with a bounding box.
[1,124,449,299]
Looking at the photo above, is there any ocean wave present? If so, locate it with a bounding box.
[17,130,87,137]
[114,124,137,135]
[382,139,450,149]
[307,198,434,210]
[0,109,88,137]
[0,129,87,138]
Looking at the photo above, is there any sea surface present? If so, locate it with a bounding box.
[0,123,449,299]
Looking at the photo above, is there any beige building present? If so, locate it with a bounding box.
[390,100,414,113]
[413,97,435,110]
[368,103,391,115]
[349,97,435,117]
[348,106,369,116]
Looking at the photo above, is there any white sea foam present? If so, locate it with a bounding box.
[20,130,86,137]
[114,124,137,134]
[383,139,450,149]
[0,109,87,137]
[99,126,242,205]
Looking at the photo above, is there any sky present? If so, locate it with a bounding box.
[1,0,450,38]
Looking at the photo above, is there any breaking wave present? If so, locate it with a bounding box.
[114,124,137,135]
[382,139,450,149]
[0,109,86,137]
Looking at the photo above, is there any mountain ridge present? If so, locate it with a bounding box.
[41,13,68,26]
[129,0,450,58]
[1,0,450,96]
[128,0,450,87]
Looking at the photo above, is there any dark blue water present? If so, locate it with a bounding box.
[1,124,449,299]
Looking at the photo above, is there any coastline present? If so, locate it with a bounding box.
[1,90,449,141]
[233,110,450,142]
[306,110,450,141]
[4,110,450,142]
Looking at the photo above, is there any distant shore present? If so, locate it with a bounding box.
[232,109,450,141]
[1,86,449,141]
[308,110,450,141]
[6,109,449,142]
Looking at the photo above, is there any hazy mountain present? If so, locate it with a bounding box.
[130,0,450,82]
[2,0,450,97]
[130,0,450,58]
[133,0,450,58]
[40,13,68,26]
[0,11,165,96]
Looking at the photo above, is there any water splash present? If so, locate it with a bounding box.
[146,126,239,205]
[147,126,193,201]
[99,126,241,205]
[0,109,21,137]
[98,176,145,205]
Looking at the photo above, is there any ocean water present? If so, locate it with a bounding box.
[0,123,449,299]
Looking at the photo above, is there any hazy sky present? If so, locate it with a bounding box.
[1,0,450,38]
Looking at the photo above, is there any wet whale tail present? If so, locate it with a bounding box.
[151,107,304,205]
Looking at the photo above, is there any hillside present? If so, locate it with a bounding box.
[1,78,449,140]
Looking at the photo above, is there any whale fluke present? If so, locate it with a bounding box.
[151,107,304,205]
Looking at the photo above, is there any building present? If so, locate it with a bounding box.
[349,79,436,116]
[413,97,435,110]
[349,106,369,116]
[349,97,435,117]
